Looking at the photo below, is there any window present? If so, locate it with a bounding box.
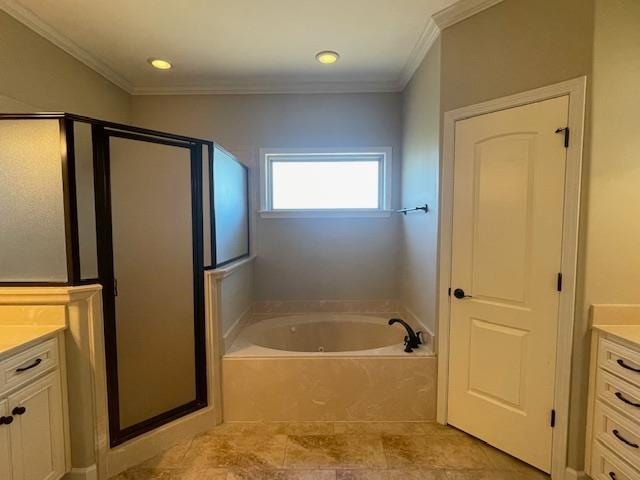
[260,148,392,217]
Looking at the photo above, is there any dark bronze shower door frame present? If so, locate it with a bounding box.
[0,113,250,447]
[92,125,208,447]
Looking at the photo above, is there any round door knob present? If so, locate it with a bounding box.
[12,406,26,416]
[453,288,471,299]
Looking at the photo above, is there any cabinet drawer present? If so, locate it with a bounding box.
[600,338,640,388]
[595,401,640,467]
[0,338,58,396]
[598,370,640,423]
[592,441,640,480]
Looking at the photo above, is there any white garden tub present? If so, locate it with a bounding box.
[222,313,436,422]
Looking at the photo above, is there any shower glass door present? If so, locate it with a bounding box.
[94,127,206,447]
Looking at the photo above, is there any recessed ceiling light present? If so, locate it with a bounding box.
[148,58,172,70]
[315,51,340,65]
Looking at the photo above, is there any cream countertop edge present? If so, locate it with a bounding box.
[0,284,102,358]
[592,325,640,348]
[0,324,66,360]
[591,304,640,347]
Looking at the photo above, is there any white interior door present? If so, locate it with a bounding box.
[447,96,569,472]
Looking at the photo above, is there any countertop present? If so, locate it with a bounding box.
[0,325,65,359]
[593,324,640,347]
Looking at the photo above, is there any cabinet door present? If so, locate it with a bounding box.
[0,399,13,480]
[8,372,65,480]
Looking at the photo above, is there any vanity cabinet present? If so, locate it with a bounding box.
[586,329,640,479]
[0,399,12,480]
[0,335,68,480]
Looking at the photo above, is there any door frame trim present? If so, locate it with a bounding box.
[437,77,587,479]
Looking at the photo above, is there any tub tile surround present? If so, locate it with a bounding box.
[223,306,253,353]
[252,300,402,315]
[109,422,549,479]
[222,356,436,422]
[221,298,437,424]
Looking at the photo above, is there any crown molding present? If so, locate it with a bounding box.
[131,80,401,96]
[432,0,504,30]
[396,0,504,90]
[0,0,134,93]
[2,0,503,95]
[397,18,440,91]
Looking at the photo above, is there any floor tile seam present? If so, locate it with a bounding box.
[282,433,292,469]
[178,438,195,464]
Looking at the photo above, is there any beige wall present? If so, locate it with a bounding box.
[585,0,640,338]
[439,0,594,470]
[400,39,441,333]
[0,10,130,120]
[575,0,640,469]
[440,0,594,112]
[131,93,403,301]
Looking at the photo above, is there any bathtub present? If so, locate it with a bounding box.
[222,313,437,422]
[227,314,433,356]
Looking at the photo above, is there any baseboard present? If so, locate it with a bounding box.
[564,467,587,480]
[63,465,98,480]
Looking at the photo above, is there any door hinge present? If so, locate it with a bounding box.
[448,287,452,297]
[550,409,556,428]
[555,127,570,148]
[113,278,118,297]
[557,273,563,292]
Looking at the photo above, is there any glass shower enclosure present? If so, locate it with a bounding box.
[0,113,250,446]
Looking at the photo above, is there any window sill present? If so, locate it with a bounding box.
[259,209,394,219]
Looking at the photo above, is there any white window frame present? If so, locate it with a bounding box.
[258,147,393,218]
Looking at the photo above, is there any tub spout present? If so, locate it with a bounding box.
[388,318,420,352]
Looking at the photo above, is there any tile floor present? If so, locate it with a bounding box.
[111,422,550,480]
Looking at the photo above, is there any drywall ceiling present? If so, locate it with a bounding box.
[1,0,468,94]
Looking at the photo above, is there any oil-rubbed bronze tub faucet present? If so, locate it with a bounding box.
[388,318,420,353]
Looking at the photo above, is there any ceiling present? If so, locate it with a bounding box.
[1,0,464,94]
